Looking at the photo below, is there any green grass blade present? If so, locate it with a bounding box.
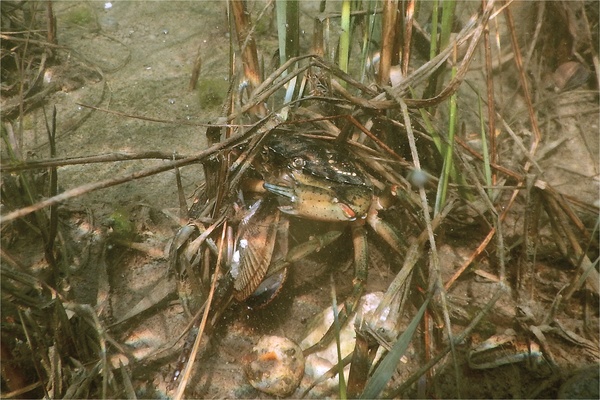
[287,1,300,60]
[434,60,458,215]
[439,0,456,51]
[478,94,493,199]
[276,0,299,73]
[429,0,439,59]
[359,0,377,83]
[360,297,430,399]
[276,0,287,69]
[331,279,347,400]
[423,0,456,100]
[339,0,351,79]
[411,91,443,153]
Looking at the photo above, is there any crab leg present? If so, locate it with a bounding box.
[301,220,370,357]
[366,195,404,254]
[349,220,369,312]
[265,230,343,278]
[346,198,408,395]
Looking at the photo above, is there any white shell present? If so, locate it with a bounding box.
[299,292,390,396]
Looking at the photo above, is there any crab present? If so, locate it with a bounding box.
[169,124,406,387]
[233,131,404,307]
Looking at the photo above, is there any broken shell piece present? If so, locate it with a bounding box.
[552,61,590,92]
[242,335,305,397]
[468,329,544,370]
[300,292,391,397]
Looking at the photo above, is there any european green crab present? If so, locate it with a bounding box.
[168,123,405,392]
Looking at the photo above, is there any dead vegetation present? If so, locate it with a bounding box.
[1,1,598,398]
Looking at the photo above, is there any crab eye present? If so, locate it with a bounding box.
[291,157,305,169]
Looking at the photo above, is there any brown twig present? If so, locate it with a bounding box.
[75,103,232,127]
[502,1,542,170]
[231,0,264,117]
[2,151,190,173]
[1,115,279,224]
[378,0,397,86]
[173,224,227,400]
[401,0,414,77]
[482,0,497,184]
[46,0,56,45]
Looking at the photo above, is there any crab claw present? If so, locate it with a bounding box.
[264,173,372,222]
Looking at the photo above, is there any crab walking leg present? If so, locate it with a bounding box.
[265,230,343,279]
[345,207,405,396]
[366,201,404,254]
[302,220,370,356]
[349,220,369,313]
[334,221,372,395]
